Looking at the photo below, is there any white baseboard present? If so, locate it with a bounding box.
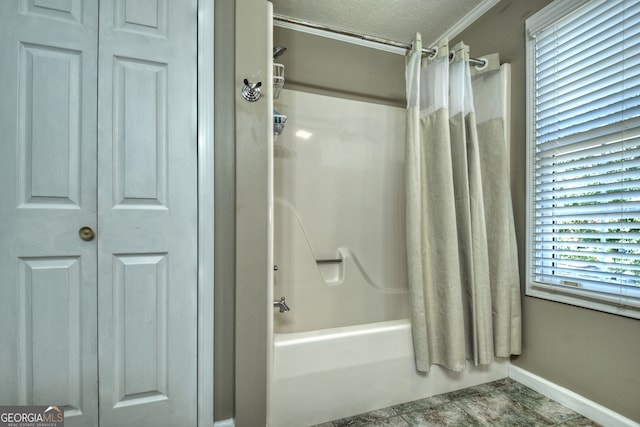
[213,419,235,427]
[509,365,639,427]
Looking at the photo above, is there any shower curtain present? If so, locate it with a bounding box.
[405,35,521,373]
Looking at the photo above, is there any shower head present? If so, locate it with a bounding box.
[273,45,287,60]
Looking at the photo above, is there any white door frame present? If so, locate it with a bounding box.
[197,0,216,426]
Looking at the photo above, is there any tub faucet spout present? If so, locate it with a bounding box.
[273,296,290,313]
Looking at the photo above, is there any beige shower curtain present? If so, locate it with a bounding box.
[405,35,521,373]
[471,54,522,357]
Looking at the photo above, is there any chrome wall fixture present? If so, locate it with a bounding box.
[273,296,290,313]
[242,78,262,102]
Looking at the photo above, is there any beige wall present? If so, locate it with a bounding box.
[214,0,271,424]
[214,0,235,421]
[273,26,405,106]
[273,0,640,422]
[234,1,272,426]
[454,0,640,422]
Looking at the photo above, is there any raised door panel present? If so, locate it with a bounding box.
[112,58,167,207]
[97,1,198,426]
[112,254,168,406]
[0,2,99,427]
[113,0,167,37]
[17,258,83,410]
[23,0,83,23]
[18,44,82,206]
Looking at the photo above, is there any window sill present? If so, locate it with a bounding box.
[526,282,640,320]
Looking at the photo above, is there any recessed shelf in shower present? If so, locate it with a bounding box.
[274,112,287,137]
[273,62,287,138]
[274,63,284,99]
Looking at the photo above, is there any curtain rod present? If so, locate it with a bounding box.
[273,14,487,67]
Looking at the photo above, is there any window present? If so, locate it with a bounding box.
[526,0,640,318]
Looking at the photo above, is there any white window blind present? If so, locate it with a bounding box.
[526,0,640,318]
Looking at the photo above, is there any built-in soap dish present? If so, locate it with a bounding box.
[316,254,345,285]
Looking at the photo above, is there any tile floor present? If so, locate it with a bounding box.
[313,378,602,427]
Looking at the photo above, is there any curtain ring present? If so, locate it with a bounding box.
[427,45,438,59]
[475,57,489,71]
[449,50,455,63]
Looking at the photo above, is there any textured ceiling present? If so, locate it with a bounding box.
[270,0,493,46]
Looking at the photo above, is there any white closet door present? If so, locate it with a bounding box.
[0,2,99,427]
[96,1,198,426]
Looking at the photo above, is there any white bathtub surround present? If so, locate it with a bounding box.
[273,89,409,334]
[270,320,509,427]
[405,36,520,373]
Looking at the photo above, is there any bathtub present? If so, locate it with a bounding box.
[268,319,509,427]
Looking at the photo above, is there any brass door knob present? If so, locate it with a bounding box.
[79,226,95,241]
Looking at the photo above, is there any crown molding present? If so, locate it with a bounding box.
[433,0,501,45]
